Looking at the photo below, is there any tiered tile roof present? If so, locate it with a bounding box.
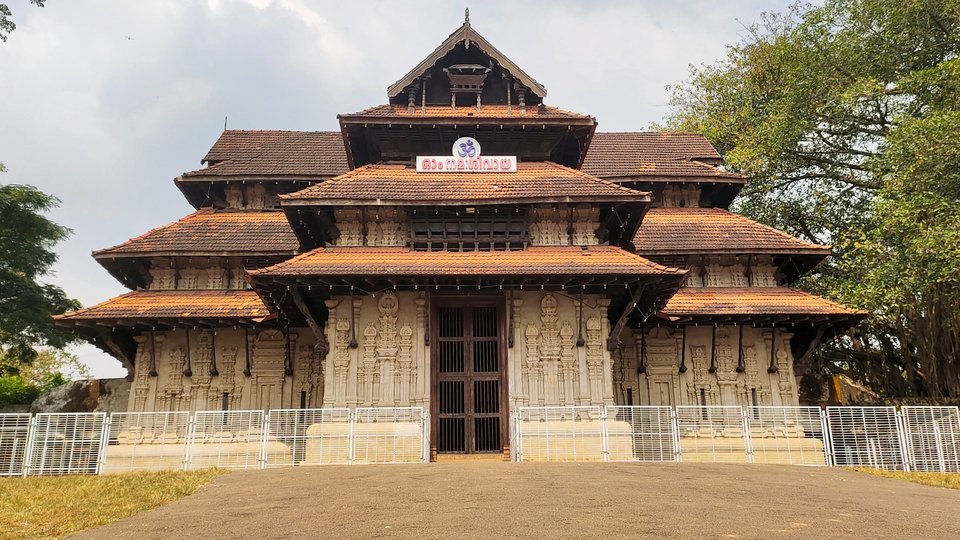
[582,132,746,180]
[659,287,866,321]
[634,208,832,255]
[54,290,270,325]
[94,209,298,257]
[341,104,591,120]
[181,130,349,179]
[250,246,686,278]
[281,162,647,205]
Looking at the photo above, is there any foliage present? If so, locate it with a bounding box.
[0,181,80,366]
[667,0,960,398]
[0,0,45,42]
[0,372,67,406]
[0,469,226,540]
[854,468,960,490]
[0,347,89,382]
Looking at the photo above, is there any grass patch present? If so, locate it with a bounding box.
[853,468,960,490]
[0,469,226,540]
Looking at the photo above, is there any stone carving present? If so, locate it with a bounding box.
[680,185,701,208]
[398,325,413,406]
[572,205,599,245]
[585,317,604,405]
[705,263,729,287]
[529,206,567,246]
[538,294,561,405]
[334,208,364,246]
[360,323,378,405]
[660,185,682,207]
[151,267,176,290]
[156,346,186,411]
[294,344,317,407]
[207,266,227,289]
[225,184,244,208]
[331,318,351,407]
[687,345,718,406]
[213,345,241,410]
[188,331,214,410]
[252,330,287,411]
[368,207,407,247]
[178,269,198,290]
[131,335,155,412]
[229,265,249,290]
[376,292,399,405]
[523,323,540,405]
[729,264,748,287]
[752,262,778,287]
[559,321,578,405]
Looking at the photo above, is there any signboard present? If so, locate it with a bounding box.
[416,137,517,173]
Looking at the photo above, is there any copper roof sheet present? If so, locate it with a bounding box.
[660,287,866,318]
[281,162,647,204]
[341,104,592,120]
[635,208,831,255]
[94,209,299,257]
[250,246,686,277]
[582,132,745,180]
[54,290,270,322]
[183,130,349,179]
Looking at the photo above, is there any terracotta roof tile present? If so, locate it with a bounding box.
[282,162,647,205]
[635,208,832,255]
[341,104,592,120]
[249,246,686,277]
[94,210,299,257]
[53,290,269,323]
[183,130,348,179]
[582,132,746,180]
[659,287,866,318]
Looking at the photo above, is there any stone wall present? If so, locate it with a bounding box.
[127,327,321,412]
[615,325,800,407]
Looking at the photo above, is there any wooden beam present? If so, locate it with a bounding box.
[290,286,325,343]
[607,283,646,351]
[97,331,135,381]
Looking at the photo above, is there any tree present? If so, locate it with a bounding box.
[0,0,45,42]
[0,178,80,369]
[667,0,960,398]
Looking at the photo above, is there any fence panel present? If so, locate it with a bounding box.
[516,406,604,462]
[187,410,266,470]
[0,413,31,476]
[604,406,676,462]
[826,406,906,470]
[675,406,748,463]
[744,407,828,466]
[264,408,352,467]
[24,413,107,475]
[101,412,190,473]
[351,407,426,464]
[901,406,960,473]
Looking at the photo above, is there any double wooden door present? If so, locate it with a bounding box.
[432,299,507,455]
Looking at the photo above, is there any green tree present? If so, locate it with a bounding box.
[667,0,960,398]
[0,176,80,369]
[0,0,45,42]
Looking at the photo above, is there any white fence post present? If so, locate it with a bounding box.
[742,408,754,464]
[0,413,32,477]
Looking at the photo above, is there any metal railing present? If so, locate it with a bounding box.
[3,405,958,474]
[0,413,31,476]
[901,406,960,473]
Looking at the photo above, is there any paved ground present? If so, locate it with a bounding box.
[74,463,960,539]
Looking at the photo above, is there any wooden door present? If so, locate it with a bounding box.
[432,299,506,455]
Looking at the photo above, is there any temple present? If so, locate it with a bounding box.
[55,13,865,457]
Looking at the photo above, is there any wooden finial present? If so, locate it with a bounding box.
[465,7,470,24]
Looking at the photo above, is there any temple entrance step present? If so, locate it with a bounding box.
[434,452,507,463]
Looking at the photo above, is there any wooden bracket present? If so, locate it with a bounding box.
[607,283,646,351]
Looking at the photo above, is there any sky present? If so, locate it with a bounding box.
[0,0,798,379]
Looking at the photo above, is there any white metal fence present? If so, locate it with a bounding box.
[676,406,749,463]
[3,405,959,474]
[0,413,31,476]
[826,406,906,471]
[604,406,677,462]
[901,406,960,473]
[24,413,107,476]
[102,412,191,473]
[745,406,829,466]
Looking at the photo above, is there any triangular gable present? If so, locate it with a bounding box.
[387,14,546,99]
